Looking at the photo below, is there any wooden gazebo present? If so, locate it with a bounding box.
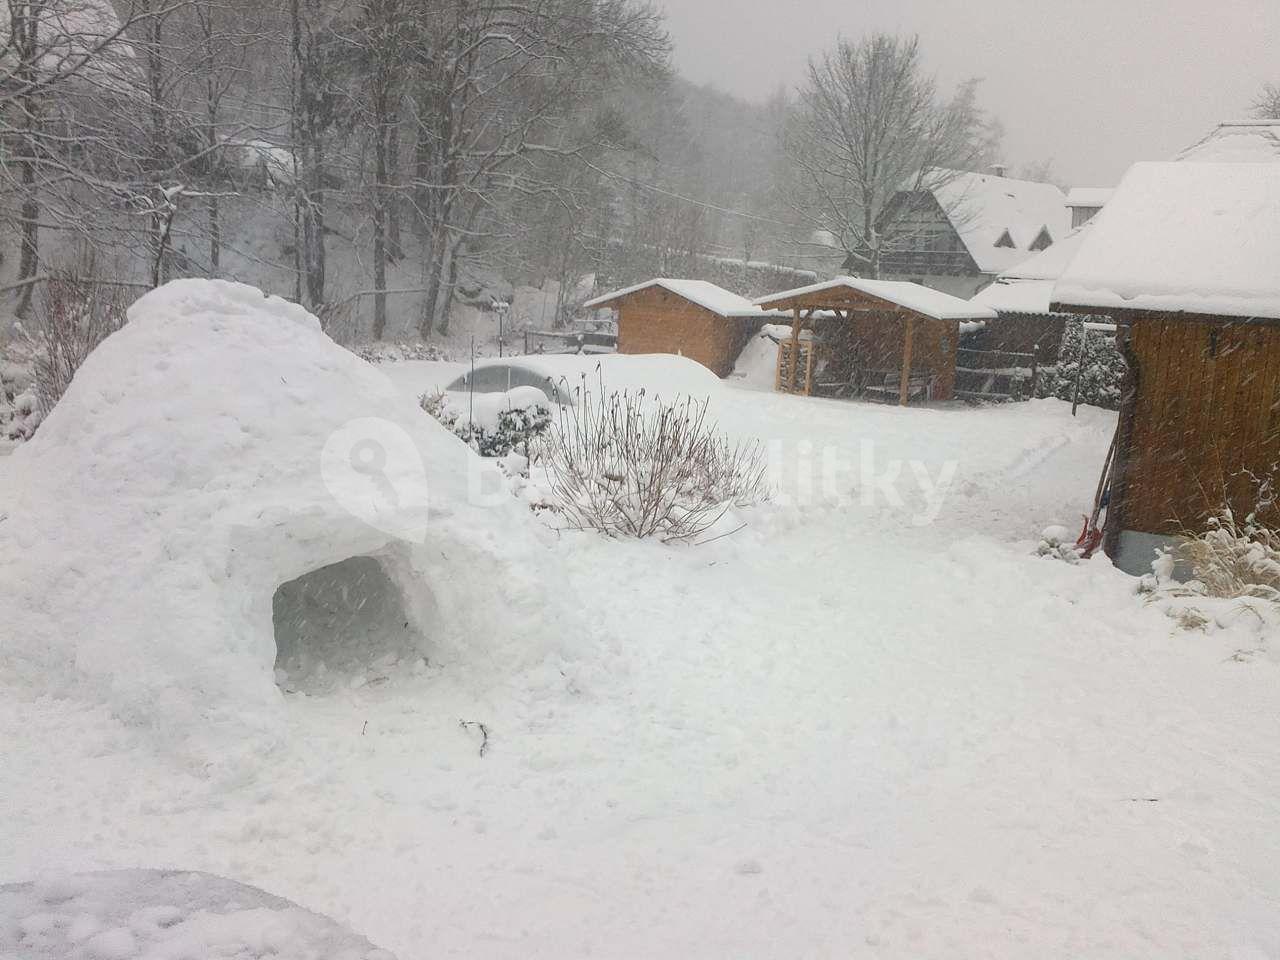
[754,277,996,405]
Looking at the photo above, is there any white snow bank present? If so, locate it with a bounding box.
[0,870,395,959]
[730,328,784,391]
[0,280,566,755]
[1053,162,1280,319]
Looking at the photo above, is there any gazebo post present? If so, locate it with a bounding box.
[899,313,915,406]
[789,305,801,392]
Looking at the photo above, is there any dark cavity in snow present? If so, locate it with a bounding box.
[272,555,424,694]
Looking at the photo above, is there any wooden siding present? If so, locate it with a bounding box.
[1119,316,1280,535]
[615,286,750,378]
[963,312,1067,365]
[852,191,984,280]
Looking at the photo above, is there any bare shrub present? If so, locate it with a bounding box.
[1178,507,1280,603]
[24,267,130,418]
[541,385,767,543]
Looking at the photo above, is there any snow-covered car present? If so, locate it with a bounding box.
[445,353,723,408]
[444,360,577,406]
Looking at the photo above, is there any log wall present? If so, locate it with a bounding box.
[1120,316,1280,535]
[616,287,751,378]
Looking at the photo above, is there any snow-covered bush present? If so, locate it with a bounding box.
[357,341,453,364]
[420,387,551,458]
[24,273,129,419]
[1,389,43,441]
[1037,524,1084,563]
[541,388,767,543]
[1035,321,1126,410]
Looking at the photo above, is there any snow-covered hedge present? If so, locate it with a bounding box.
[420,386,552,458]
[1035,320,1127,410]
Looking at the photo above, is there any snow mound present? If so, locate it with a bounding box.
[0,280,563,752]
[0,870,396,959]
[730,328,784,391]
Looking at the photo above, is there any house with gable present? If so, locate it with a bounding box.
[846,168,1071,301]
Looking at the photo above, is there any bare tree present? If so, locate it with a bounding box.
[784,34,998,278]
[0,0,148,314]
[1254,82,1280,120]
[402,0,669,338]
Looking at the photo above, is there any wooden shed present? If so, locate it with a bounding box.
[582,279,768,377]
[1052,161,1280,574]
[754,277,996,405]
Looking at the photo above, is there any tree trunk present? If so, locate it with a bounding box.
[387,111,403,261]
[13,2,41,318]
[371,83,389,339]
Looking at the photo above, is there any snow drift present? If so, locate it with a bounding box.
[0,280,562,751]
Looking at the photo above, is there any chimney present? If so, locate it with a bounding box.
[991,163,1008,178]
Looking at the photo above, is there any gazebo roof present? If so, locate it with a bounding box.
[755,276,997,321]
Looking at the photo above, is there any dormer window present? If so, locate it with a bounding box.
[1029,227,1053,252]
[994,230,1015,248]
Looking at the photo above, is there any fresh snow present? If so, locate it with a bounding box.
[583,278,774,318]
[995,223,1092,282]
[970,278,1058,315]
[925,170,1072,274]
[0,870,395,959]
[5,308,1280,958]
[757,276,998,321]
[0,280,571,757]
[1176,121,1280,163]
[1064,187,1114,208]
[1053,161,1280,319]
[971,225,1094,314]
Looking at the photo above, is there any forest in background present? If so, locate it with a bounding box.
[2,0,1046,343]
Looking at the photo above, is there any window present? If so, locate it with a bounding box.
[994,230,1015,248]
[1030,227,1053,252]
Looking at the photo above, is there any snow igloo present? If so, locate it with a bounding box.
[0,280,558,744]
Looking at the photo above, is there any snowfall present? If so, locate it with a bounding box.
[3,283,1280,959]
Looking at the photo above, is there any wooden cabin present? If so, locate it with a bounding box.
[1052,161,1280,574]
[754,277,997,405]
[582,279,768,377]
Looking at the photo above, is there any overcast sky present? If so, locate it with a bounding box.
[658,0,1280,186]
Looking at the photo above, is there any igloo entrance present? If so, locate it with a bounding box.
[272,555,426,693]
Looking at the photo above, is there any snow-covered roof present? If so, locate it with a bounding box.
[754,276,997,321]
[924,170,1071,274]
[1053,161,1280,319]
[969,224,1094,315]
[583,279,767,318]
[1065,187,1114,208]
[971,279,1057,315]
[1177,120,1280,163]
[998,223,1092,282]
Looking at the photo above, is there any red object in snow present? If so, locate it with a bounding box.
[1076,515,1103,558]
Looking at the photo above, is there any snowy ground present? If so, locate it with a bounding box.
[4,372,1280,959]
